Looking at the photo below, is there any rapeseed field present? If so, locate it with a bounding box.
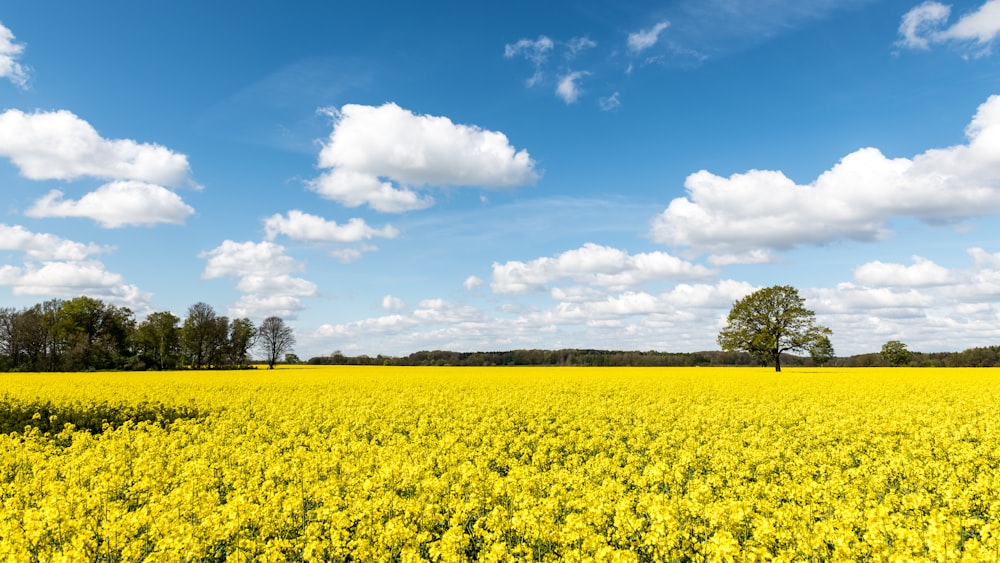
[1,366,998,561]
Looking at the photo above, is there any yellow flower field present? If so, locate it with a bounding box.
[1,366,999,562]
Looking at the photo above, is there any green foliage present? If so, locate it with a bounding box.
[135,311,181,370]
[717,285,832,372]
[810,335,835,366]
[0,297,286,372]
[880,340,912,367]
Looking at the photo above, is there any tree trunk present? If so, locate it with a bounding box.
[775,350,782,372]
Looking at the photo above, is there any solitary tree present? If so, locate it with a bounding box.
[258,316,295,369]
[880,340,911,367]
[718,285,831,372]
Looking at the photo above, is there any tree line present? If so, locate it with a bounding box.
[309,349,811,367]
[307,346,1000,368]
[0,296,295,372]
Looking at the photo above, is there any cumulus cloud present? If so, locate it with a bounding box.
[651,95,1000,261]
[0,224,108,260]
[463,275,483,291]
[228,295,309,321]
[808,283,935,315]
[0,260,150,309]
[200,240,316,318]
[303,246,1000,358]
[26,181,194,227]
[969,246,1000,268]
[0,109,197,228]
[310,103,538,212]
[308,279,755,357]
[898,0,1000,54]
[556,71,589,104]
[382,295,405,311]
[491,242,714,294]
[853,256,955,287]
[628,21,670,53]
[0,109,191,185]
[264,210,398,242]
[0,224,150,310]
[0,22,29,88]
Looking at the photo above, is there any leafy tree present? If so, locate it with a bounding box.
[135,311,181,370]
[717,285,831,372]
[227,318,257,368]
[809,334,835,366]
[258,316,295,369]
[0,307,16,370]
[58,296,106,370]
[56,297,134,370]
[880,340,911,367]
[181,302,217,368]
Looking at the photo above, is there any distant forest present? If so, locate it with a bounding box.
[308,346,1000,368]
[3,295,1000,372]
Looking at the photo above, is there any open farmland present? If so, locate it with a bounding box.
[2,366,999,561]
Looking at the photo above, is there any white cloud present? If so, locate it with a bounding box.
[898,2,952,49]
[382,295,405,311]
[311,103,538,212]
[228,295,309,320]
[309,169,433,213]
[707,249,774,266]
[556,71,588,104]
[264,210,398,242]
[898,0,1000,54]
[200,240,316,318]
[504,36,555,86]
[463,275,483,291]
[201,240,302,279]
[0,260,150,310]
[0,109,191,185]
[0,224,150,311]
[413,299,483,324]
[853,256,955,287]
[808,283,935,315]
[969,246,1000,268]
[628,21,670,53]
[236,274,318,296]
[0,22,29,88]
[945,0,1000,44]
[26,181,195,227]
[302,246,1000,358]
[0,224,108,260]
[651,95,1000,260]
[306,280,755,357]
[491,243,714,294]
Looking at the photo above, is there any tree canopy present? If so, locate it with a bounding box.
[0,297,287,372]
[880,340,912,367]
[717,285,832,372]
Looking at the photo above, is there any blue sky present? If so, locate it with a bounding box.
[1,0,1000,358]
